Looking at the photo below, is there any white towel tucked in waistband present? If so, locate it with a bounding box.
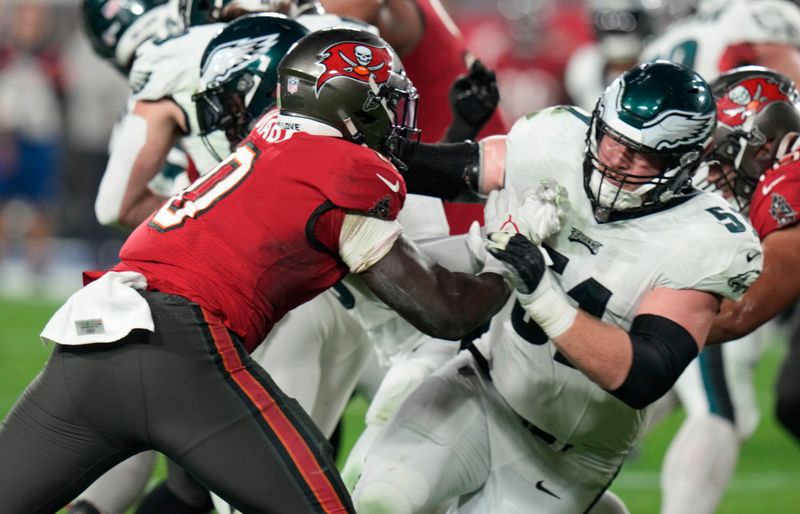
[40,271,154,346]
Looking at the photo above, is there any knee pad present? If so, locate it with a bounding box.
[353,482,414,514]
[365,360,434,426]
[353,460,431,514]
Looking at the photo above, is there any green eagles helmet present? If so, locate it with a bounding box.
[193,13,309,150]
[585,59,716,222]
[177,0,322,26]
[82,0,177,72]
[278,27,420,163]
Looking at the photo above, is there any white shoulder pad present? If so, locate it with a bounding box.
[729,0,800,45]
[129,23,225,101]
[504,106,590,194]
[656,193,763,301]
[296,13,379,34]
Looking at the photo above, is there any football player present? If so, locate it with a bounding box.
[640,2,800,512]
[565,0,655,112]
[0,28,516,514]
[351,61,763,514]
[78,5,310,513]
[702,66,800,446]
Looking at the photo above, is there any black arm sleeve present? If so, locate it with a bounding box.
[609,314,699,410]
[389,138,482,202]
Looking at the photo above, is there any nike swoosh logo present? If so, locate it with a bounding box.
[536,480,561,499]
[762,175,786,195]
[376,172,400,193]
[746,250,760,263]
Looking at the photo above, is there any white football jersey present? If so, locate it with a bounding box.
[484,106,762,455]
[640,0,800,82]
[129,23,230,174]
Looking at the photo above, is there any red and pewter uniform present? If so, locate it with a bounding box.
[115,120,406,353]
[749,158,800,239]
[401,0,508,234]
[0,117,403,513]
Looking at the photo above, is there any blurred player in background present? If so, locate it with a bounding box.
[640,2,800,512]
[0,2,65,288]
[565,0,655,112]
[454,0,592,122]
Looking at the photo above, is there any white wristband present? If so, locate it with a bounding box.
[516,270,578,338]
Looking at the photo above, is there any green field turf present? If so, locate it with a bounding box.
[1,295,798,513]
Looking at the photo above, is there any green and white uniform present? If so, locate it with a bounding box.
[352,107,762,514]
[641,0,800,83]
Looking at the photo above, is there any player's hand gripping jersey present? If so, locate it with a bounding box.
[641,0,800,82]
[115,112,406,352]
[129,23,231,172]
[484,106,762,455]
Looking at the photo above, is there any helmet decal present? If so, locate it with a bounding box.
[315,41,392,96]
[718,77,789,127]
[201,33,281,88]
[606,78,714,151]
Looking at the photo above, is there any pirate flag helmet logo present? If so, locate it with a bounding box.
[315,41,393,95]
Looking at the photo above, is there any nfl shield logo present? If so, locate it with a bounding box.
[287,77,299,94]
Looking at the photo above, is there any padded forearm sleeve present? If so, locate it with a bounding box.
[401,141,482,202]
[610,314,699,410]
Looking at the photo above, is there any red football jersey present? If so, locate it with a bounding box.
[402,0,508,234]
[115,117,405,351]
[749,158,800,240]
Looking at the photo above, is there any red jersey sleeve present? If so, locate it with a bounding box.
[749,160,800,239]
[318,144,406,220]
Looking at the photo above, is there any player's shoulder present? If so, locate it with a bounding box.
[749,160,800,237]
[654,191,762,300]
[506,105,590,160]
[505,105,589,191]
[279,134,405,220]
[129,23,224,99]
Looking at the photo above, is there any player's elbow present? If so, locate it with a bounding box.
[609,314,699,410]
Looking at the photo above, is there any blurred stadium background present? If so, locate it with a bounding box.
[0,0,797,512]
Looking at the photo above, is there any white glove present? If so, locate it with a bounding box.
[475,188,524,275]
[516,177,570,245]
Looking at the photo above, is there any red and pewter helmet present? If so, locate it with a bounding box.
[277,27,420,161]
[708,66,800,210]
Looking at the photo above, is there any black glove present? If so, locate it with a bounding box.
[486,233,545,295]
[444,59,500,142]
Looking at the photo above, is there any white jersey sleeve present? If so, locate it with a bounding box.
[654,194,763,301]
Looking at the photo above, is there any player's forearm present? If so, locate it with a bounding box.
[393,137,505,202]
[398,269,509,340]
[551,311,633,390]
[118,192,167,228]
